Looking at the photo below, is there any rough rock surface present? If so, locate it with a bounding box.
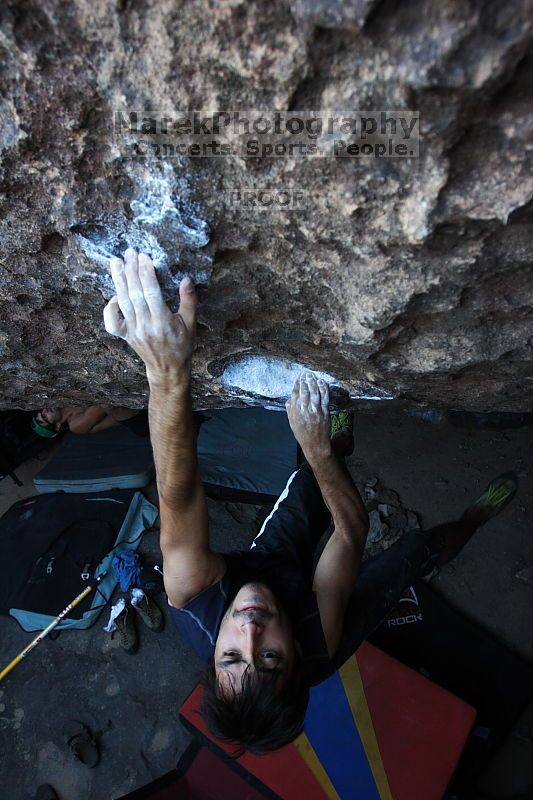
[0,0,532,411]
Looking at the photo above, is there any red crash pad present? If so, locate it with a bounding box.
[180,642,476,799]
[117,741,272,800]
[357,642,476,799]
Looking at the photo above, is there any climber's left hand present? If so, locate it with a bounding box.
[103,248,197,385]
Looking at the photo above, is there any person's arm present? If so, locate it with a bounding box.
[89,416,120,433]
[286,374,369,657]
[103,249,225,608]
[309,453,369,657]
[147,370,225,607]
[68,406,118,434]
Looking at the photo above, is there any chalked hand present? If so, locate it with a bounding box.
[285,372,332,465]
[103,248,197,383]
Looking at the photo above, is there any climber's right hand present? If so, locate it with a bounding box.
[103,248,197,385]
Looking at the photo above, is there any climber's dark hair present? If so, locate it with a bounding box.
[199,653,309,756]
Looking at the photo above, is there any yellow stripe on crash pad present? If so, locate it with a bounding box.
[339,658,393,800]
[293,732,341,800]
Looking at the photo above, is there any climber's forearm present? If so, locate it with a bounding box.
[147,366,202,509]
[86,415,120,434]
[309,452,369,541]
[68,406,114,434]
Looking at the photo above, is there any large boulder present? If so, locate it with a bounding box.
[0,0,532,411]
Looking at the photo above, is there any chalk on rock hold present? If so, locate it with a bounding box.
[220,356,394,410]
[72,161,213,310]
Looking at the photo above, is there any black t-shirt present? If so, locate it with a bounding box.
[168,549,332,686]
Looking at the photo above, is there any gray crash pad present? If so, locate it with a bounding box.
[34,425,154,493]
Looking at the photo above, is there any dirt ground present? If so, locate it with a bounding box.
[0,408,532,800]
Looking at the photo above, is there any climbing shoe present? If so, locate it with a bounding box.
[462,472,518,526]
[131,588,164,633]
[114,602,139,654]
[430,472,519,567]
[330,410,354,456]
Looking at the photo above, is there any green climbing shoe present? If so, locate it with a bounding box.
[464,472,518,524]
[330,410,353,437]
[330,411,354,456]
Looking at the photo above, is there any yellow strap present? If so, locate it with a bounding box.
[293,732,341,800]
[339,658,393,800]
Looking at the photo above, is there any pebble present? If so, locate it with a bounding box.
[407,511,419,529]
[105,677,121,697]
[368,509,388,543]
[515,567,533,586]
[149,727,173,754]
[12,708,24,730]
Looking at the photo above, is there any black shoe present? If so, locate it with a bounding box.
[114,602,139,654]
[131,589,164,633]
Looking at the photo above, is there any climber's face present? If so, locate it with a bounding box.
[36,407,62,430]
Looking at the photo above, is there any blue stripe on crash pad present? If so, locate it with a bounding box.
[305,671,381,800]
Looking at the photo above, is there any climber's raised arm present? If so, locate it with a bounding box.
[68,405,117,434]
[103,248,225,608]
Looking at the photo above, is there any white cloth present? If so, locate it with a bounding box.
[131,588,145,608]
[103,597,126,633]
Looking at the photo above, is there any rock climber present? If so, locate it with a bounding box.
[33,406,148,437]
[103,247,518,754]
